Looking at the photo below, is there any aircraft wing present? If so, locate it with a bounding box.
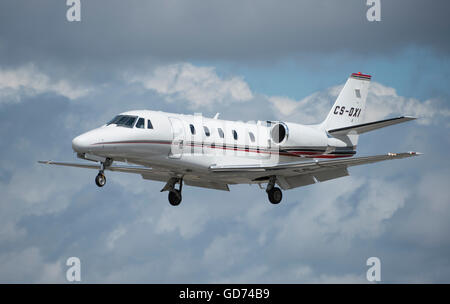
[39,152,421,192]
[209,152,421,190]
[38,160,154,174]
[38,160,230,191]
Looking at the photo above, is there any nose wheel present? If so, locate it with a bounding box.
[94,159,112,188]
[95,172,106,187]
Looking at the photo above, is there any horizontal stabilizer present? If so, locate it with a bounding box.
[327,116,416,135]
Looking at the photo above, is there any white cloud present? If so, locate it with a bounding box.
[273,176,408,259]
[215,262,368,284]
[126,63,449,126]
[128,63,253,109]
[268,96,302,116]
[0,247,63,283]
[203,233,249,272]
[0,162,91,243]
[0,65,91,102]
[393,170,450,248]
[311,273,368,284]
[364,82,450,125]
[106,225,127,250]
[268,91,332,124]
[156,204,211,239]
[340,178,408,238]
[268,82,450,126]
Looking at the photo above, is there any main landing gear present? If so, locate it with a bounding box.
[168,189,182,206]
[266,176,282,204]
[94,159,112,188]
[161,177,183,206]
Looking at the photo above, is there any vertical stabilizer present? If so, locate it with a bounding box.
[322,72,371,131]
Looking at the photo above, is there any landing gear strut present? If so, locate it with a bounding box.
[94,159,112,188]
[266,176,282,204]
[161,177,183,206]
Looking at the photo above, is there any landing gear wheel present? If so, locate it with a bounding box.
[168,189,182,206]
[268,187,282,204]
[95,173,106,187]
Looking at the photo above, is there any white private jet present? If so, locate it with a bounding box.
[39,72,421,206]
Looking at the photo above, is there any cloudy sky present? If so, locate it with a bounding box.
[0,0,449,283]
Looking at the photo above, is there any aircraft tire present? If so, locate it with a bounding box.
[168,189,182,206]
[95,173,106,187]
[268,187,282,204]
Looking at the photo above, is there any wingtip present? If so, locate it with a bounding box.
[38,160,52,164]
[409,151,423,156]
[387,151,423,157]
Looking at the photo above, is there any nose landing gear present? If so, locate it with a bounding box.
[94,159,112,188]
[95,172,106,187]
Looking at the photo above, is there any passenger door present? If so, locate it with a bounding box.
[168,117,185,159]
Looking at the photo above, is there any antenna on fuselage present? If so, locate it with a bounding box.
[213,113,220,119]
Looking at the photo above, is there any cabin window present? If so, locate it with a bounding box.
[147,119,153,129]
[232,130,238,140]
[190,124,196,135]
[136,118,145,129]
[249,132,255,143]
[203,126,210,137]
[218,128,224,138]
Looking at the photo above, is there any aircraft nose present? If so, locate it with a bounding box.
[72,134,90,152]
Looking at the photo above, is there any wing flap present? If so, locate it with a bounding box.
[184,180,230,191]
[313,167,349,182]
[210,152,420,190]
[276,174,316,190]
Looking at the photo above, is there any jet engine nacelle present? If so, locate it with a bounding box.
[270,122,328,151]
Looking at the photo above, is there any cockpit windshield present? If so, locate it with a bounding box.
[107,115,137,128]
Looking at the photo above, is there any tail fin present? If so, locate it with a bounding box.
[322,72,371,131]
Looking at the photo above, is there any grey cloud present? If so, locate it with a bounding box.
[1,0,449,71]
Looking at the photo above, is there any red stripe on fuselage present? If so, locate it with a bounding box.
[93,141,353,159]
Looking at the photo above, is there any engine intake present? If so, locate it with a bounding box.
[270,123,288,144]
